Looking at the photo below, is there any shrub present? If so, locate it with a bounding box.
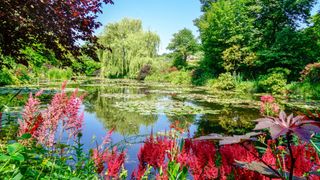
[288,82,320,100]
[0,67,16,86]
[47,67,73,80]
[145,66,192,85]
[191,68,213,86]
[235,81,257,93]
[210,72,236,90]
[167,70,192,85]
[257,72,287,94]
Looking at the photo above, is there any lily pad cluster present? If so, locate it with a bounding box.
[176,93,260,109]
[100,93,146,99]
[112,98,220,116]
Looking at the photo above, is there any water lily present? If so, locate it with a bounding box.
[254,111,320,141]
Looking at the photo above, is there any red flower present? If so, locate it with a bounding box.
[105,147,126,178]
[220,143,263,180]
[176,140,218,180]
[92,149,105,174]
[131,165,146,180]
[262,147,277,168]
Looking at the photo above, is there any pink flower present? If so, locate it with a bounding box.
[261,95,275,103]
[92,149,105,174]
[18,93,41,137]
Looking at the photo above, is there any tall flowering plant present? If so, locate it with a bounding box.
[260,95,280,116]
[253,110,320,179]
[18,81,84,146]
[14,82,128,179]
[91,130,127,179]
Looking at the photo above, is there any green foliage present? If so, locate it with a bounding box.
[257,71,287,94]
[146,70,192,85]
[167,71,192,85]
[235,81,257,94]
[166,161,188,179]
[47,67,73,80]
[288,82,320,100]
[0,67,16,86]
[21,44,57,72]
[222,45,256,73]
[190,66,214,85]
[71,55,101,76]
[209,72,236,90]
[167,28,199,69]
[98,18,160,78]
[195,0,319,82]
[196,0,257,76]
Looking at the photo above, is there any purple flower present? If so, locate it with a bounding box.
[254,111,320,141]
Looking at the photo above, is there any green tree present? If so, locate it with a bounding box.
[252,0,319,80]
[196,0,257,75]
[167,28,199,69]
[196,0,319,80]
[98,18,160,78]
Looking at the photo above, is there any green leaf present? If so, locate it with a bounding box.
[20,133,32,140]
[0,154,10,161]
[70,178,81,180]
[11,153,24,162]
[12,172,23,180]
[7,143,24,155]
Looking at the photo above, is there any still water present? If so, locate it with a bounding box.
[0,78,262,175]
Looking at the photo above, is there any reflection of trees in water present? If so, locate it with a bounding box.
[166,114,196,131]
[82,86,157,135]
[195,105,260,137]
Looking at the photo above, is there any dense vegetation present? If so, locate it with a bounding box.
[1,0,320,99]
[1,0,320,179]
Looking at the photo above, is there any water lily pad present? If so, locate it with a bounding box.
[101,93,146,99]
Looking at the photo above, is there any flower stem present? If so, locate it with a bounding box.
[310,140,320,155]
[286,133,295,180]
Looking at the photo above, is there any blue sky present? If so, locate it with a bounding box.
[96,0,202,54]
[97,0,319,54]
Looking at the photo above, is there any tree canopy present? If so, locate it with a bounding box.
[98,18,160,78]
[167,28,199,68]
[196,0,320,80]
[0,0,113,66]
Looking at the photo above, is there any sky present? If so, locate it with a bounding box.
[96,0,202,54]
[96,0,320,55]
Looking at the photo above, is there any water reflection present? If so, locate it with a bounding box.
[0,79,262,176]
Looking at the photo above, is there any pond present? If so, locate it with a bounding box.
[0,78,280,175]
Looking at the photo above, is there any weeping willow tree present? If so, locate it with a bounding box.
[98,18,160,78]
